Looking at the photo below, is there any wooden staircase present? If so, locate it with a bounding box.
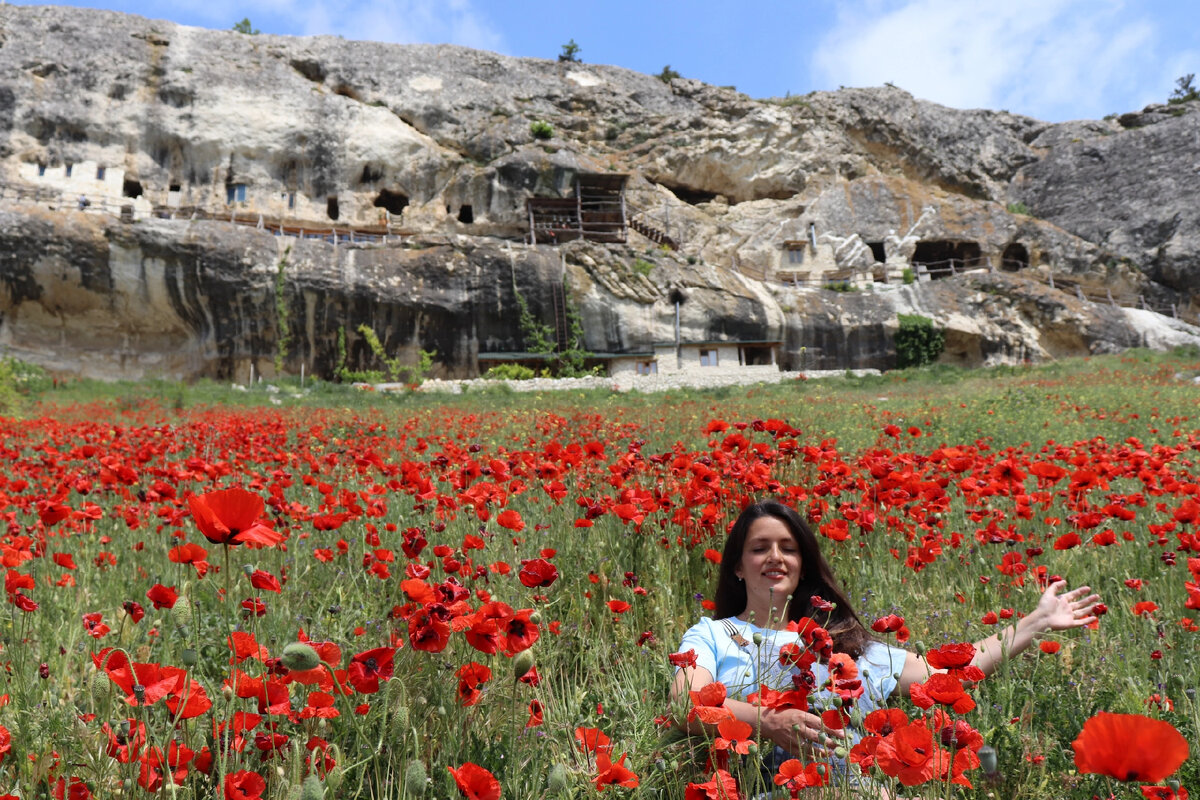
[628,215,678,250]
[550,283,570,350]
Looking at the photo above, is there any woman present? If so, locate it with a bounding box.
[670,501,1101,775]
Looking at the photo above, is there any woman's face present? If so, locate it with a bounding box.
[735,516,803,612]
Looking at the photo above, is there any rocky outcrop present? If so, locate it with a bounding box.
[0,5,1198,379]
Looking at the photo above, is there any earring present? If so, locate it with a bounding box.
[736,576,744,582]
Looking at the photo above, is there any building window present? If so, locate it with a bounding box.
[787,248,805,264]
[96,166,106,180]
[226,183,247,204]
[287,192,296,210]
[64,163,73,177]
[37,164,46,176]
[635,360,657,376]
[699,349,718,367]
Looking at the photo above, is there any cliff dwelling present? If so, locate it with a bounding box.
[1002,242,1029,271]
[912,240,983,275]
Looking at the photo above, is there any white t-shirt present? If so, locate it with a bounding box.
[677,616,906,716]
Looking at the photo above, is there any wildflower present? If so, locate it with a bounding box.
[188,488,282,547]
[448,762,501,800]
[1072,712,1189,782]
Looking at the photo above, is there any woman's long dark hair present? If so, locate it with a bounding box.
[714,500,872,659]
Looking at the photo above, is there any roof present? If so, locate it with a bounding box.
[649,339,783,348]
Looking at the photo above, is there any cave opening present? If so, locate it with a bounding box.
[1001,242,1029,272]
[457,205,474,224]
[866,241,886,263]
[359,164,383,184]
[122,178,143,198]
[373,189,408,216]
[911,241,983,277]
[662,182,719,205]
[326,196,339,221]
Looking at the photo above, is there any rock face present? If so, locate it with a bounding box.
[0,5,1198,379]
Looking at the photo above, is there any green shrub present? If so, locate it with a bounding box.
[557,39,581,63]
[631,258,655,277]
[530,120,554,140]
[656,65,681,83]
[902,267,915,285]
[1006,201,1030,216]
[895,313,945,368]
[823,281,857,293]
[484,364,536,380]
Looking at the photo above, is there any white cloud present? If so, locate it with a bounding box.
[811,0,1161,120]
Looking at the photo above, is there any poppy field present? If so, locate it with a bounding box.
[1,350,1198,799]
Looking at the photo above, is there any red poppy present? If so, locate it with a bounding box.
[594,752,639,790]
[447,762,501,800]
[685,769,740,800]
[875,720,950,786]
[145,583,179,610]
[455,662,492,707]
[526,699,544,728]
[1072,712,1189,783]
[669,649,698,669]
[518,558,558,588]
[712,718,754,755]
[187,488,283,547]
[574,727,613,753]
[774,759,829,790]
[224,769,266,799]
[347,647,395,694]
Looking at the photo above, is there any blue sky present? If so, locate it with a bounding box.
[12,0,1199,121]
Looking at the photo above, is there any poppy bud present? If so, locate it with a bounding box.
[39,662,49,680]
[513,649,535,680]
[281,642,321,672]
[171,596,192,630]
[752,632,764,646]
[403,760,427,797]
[978,745,998,775]
[392,705,410,736]
[746,741,759,755]
[546,763,569,795]
[89,669,111,707]
[243,564,256,576]
[529,610,542,624]
[913,641,926,656]
[300,774,324,800]
[834,746,848,759]
[1167,674,1186,694]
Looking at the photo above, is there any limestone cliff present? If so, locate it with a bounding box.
[0,5,1197,379]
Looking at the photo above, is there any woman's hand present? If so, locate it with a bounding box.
[1035,580,1101,632]
[758,707,845,757]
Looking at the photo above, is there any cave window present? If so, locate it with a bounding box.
[911,240,982,278]
[699,349,719,367]
[226,183,247,204]
[373,189,408,216]
[1001,242,1028,272]
[867,241,886,263]
[64,163,73,178]
[326,196,339,221]
[787,247,805,265]
[169,183,181,192]
[635,360,657,376]
[457,205,474,224]
[287,192,295,210]
[37,164,46,177]
[123,178,143,199]
[96,166,106,180]
[360,164,383,184]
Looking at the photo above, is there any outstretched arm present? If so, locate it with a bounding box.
[896,580,1101,695]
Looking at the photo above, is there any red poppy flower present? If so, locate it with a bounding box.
[685,769,739,800]
[188,488,282,547]
[518,558,558,588]
[574,727,613,753]
[455,662,492,707]
[145,583,178,610]
[594,752,639,790]
[669,649,698,669]
[347,647,395,694]
[1072,712,1189,783]
[713,718,754,755]
[223,769,266,799]
[875,720,950,786]
[775,759,829,790]
[447,762,501,800]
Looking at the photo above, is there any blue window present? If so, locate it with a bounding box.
[227,183,247,204]
[96,166,106,180]
[65,163,73,177]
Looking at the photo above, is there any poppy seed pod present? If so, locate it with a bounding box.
[913,641,927,656]
[978,745,998,775]
[403,760,427,796]
[281,642,321,672]
[181,647,198,667]
[513,648,535,679]
[752,632,764,645]
[529,610,543,624]
[546,763,569,795]
[834,746,848,759]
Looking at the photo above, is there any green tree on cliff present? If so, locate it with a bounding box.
[1169,74,1198,104]
[232,18,260,35]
